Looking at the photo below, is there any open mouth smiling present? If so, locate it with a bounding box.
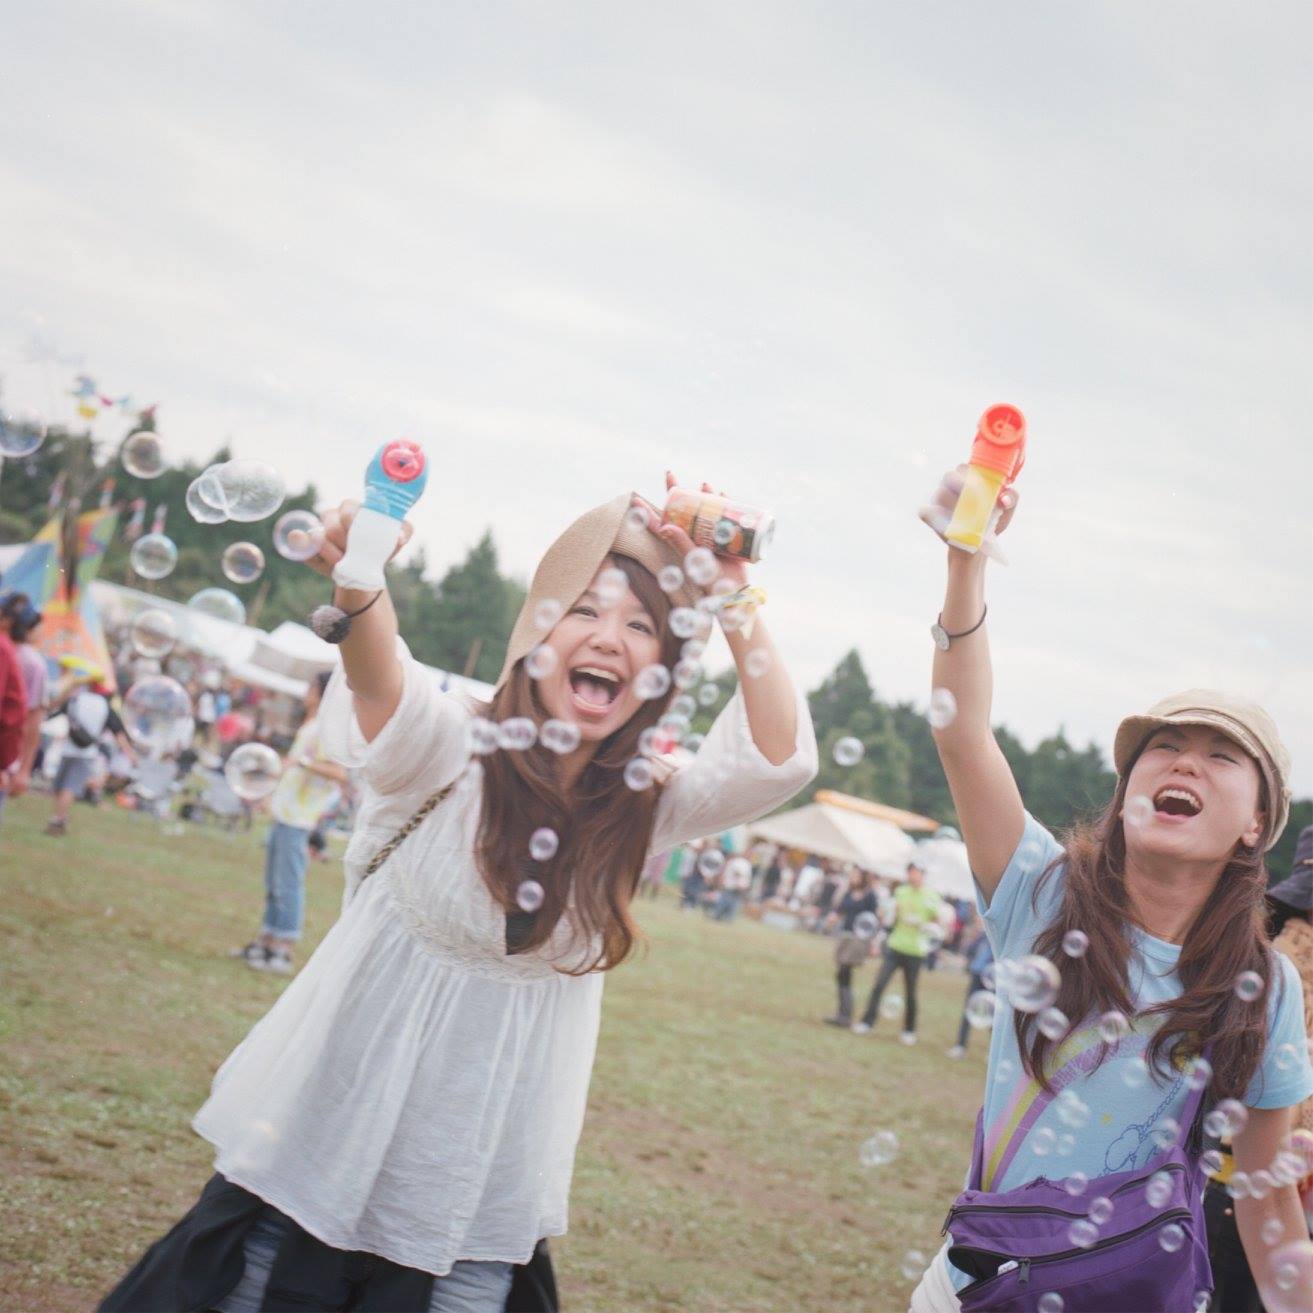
[1153,785,1203,818]
[569,665,626,714]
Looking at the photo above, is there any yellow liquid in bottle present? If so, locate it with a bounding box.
[945,465,1006,552]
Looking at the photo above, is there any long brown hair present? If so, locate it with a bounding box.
[475,552,682,974]
[1015,756,1278,1101]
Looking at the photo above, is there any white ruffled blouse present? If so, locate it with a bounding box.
[192,642,817,1276]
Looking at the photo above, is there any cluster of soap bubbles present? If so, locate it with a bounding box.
[186,459,286,525]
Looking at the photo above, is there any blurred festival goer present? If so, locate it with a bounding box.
[947,910,994,1059]
[45,672,134,836]
[0,594,44,820]
[229,672,345,976]
[823,869,878,1028]
[854,860,941,1043]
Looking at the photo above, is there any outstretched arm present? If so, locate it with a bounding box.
[923,471,1025,902]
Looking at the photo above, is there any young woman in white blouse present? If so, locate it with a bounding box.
[101,478,818,1313]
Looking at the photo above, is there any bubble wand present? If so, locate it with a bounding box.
[333,439,428,591]
[943,404,1026,555]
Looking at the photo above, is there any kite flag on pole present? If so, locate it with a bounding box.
[0,508,120,689]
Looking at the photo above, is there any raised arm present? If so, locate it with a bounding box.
[307,500,412,744]
[924,471,1025,901]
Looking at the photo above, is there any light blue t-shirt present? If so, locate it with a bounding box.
[947,812,1313,1291]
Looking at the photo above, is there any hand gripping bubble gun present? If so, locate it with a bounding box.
[944,405,1027,553]
[333,439,428,591]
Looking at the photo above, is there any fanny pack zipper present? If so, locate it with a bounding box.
[943,1159,1186,1235]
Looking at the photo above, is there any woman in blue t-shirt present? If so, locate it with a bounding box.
[906,470,1313,1312]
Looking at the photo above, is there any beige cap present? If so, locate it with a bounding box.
[496,492,701,688]
[1113,689,1292,849]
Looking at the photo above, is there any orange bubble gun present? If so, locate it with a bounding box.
[944,404,1027,553]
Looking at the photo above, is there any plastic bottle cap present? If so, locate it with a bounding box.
[381,440,425,482]
[970,405,1027,480]
[978,405,1025,447]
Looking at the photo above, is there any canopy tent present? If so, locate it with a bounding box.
[748,799,917,879]
[813,790,939,833]
[912,834,977,901]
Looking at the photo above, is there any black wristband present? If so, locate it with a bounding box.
[930,605,987,652]
[308,590,382,645]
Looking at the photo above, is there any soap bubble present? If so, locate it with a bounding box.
[899,1250,925,1281]
[698,848,726,878]
[1124,794,1154,828]
[120,430,165,479]
[1121,1055,1150,1089]
[467,718,500,755]
[130,533,178,581]
[540,719,581,755]
[858,1129,898,1168]
[1249,1169,1276,1200]
[1063,1171,1088,1196]
[1038,1007,1069,1040]
[658,565,684,593]
[745,648,772,679]
[1088,1196,1114,1226]
[623,758,653,791]
[122,676,194,753]
[682,638,708,662]
[637,728,659,757]
[1185,1055,1213,1090]
[516,879,545,913]
[1056,1090,1090,1129]
[1262,1217,1286,1246]
[1234,970,1265,1002]
[1158,1223,1185,1253]
[854,911,879,940]
[1097,1011,1131,1045]
[1200,1149,1225,1174]
[534,599,564,630]
[1031,1127,1056,1157]
[635,665,672,700]
[697,682,719,707]
[671,693,697,719]
[0,407,46,457]
[1268,1240,1313,1312]
[195,465,230,511]
[669,607,701,639]
[273,509,325,561]
[529,828,559,861]
[1037,1294,1064,1313]
[525,645,558,680]
[497,718,537,751]
[186,478,227,524]
[221,542,265,585]
[1008,955,1061,1014]
[1056,1133,1076,1158]
[880,994,904,1020]
[215,459,285,522]
[130,608,178,659]
[672,657,701,689]
[224,743,283,800]
[1068,1220,1099,1249]
[684,547,719,587]
[1274,1042,1299,1071]
[1227,1172,1251,1200]
[965,991,997,1029]
[658,711,690,740]
[1062,929,1089,958]
[1151,1117,1180,1151]
[188,587,246,625]
[596,566,628,609]
[833,736,864,767]
[928,687,957,729]
[683,732,705,754]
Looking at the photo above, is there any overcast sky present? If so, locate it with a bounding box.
[3,1,1310,793]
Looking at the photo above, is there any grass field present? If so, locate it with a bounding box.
[0,794,987,1312]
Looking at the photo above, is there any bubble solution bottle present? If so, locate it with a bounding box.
[944,405,1027,553]
[333,440,428,591]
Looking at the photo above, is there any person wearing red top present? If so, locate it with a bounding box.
[0,614,29,782]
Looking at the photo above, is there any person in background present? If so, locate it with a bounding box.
[823,869,879,1028]
[229,672,347,976]
[639,849,666,900]
[947,908,995,1059]
[792,852,825,911]
[680,840,708,911]
[853,861,942,1044]
[195,672,219,751]
[0,594,44,820]
[45,671,135,836]
[1202,823,1313,1312]
[812,861,845,931]
[711,854,752,922]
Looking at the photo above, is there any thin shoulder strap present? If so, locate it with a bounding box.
[364,779,457,878]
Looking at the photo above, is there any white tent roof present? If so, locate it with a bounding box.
[748,801,917,879]
[913,835,977,902]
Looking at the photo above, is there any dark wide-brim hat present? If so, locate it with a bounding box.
[1268,825,1313,912]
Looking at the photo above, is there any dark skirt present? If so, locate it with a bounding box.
[97,1173,559,1313]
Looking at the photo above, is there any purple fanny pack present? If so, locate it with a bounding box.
[943,1077,1212,1312]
